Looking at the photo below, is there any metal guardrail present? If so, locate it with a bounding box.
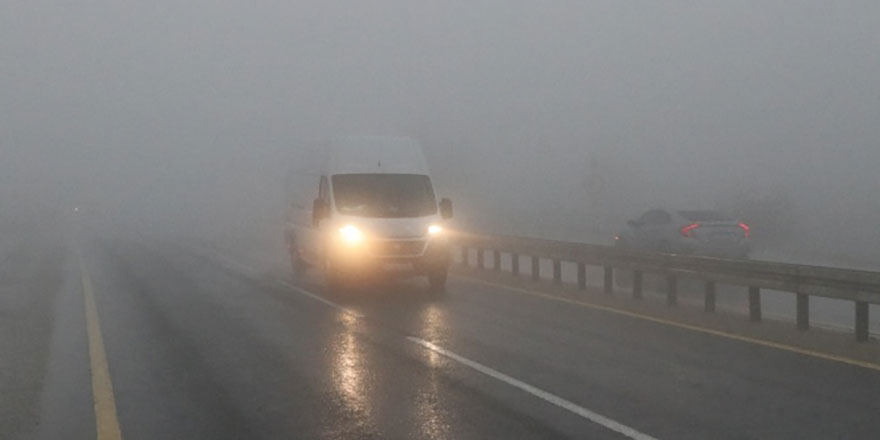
[453,232,880,342]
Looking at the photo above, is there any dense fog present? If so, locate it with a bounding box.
[1,1,878,266]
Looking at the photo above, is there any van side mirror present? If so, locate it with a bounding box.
[440,198,453,219]
[312,198,329,226]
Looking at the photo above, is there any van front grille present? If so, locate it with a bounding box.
[370,240,427,257]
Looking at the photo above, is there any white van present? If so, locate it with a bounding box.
[284,136,453,292]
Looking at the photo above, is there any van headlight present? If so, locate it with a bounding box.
[339,225,365,245]
[427,224,443,236]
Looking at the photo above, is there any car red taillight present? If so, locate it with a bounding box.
[681,223,700,238]
[738,222,751,238]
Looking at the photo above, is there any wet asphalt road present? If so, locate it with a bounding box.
[4,229,880,439]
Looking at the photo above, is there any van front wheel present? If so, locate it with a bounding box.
[289,248,306,274]
[428,270,448,293]
[324,258,348,297]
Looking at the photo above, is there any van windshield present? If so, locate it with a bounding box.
[332,174,437,218]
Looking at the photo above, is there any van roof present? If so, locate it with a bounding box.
[326,136,429,175]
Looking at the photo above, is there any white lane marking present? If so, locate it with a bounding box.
[214,255,364,318]
[408,337,660,440]
[276,279,365,319]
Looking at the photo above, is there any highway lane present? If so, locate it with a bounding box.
[0,226,65,440]
[12,232,880,439]
[254,255,880,439]
[72,237,588,439]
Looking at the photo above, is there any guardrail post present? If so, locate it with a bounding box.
[531,256,540,282]
[552,260,562,285]
[603,267,613,294]
[511,253,520,276]
[704,281,716,313]
[632,270,643,300]
[796,293,809,330]
[666,274,677,306]
[577,263,586,290]
[856,301,869,342]
[749,286,762,322]
[493,250,501,272]
[477,248,485,270]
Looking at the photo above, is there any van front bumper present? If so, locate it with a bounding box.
[328,238,450,278]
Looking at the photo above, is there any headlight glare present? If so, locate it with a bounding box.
[339,225,365,245]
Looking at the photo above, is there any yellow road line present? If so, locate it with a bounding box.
[456,275,880,373]
[78,253,123,440]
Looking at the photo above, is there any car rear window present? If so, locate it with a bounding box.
[678,210,732,222]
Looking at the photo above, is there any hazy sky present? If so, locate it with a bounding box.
[1,1,878,254]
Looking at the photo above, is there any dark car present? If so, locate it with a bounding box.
[615,209,750,258]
